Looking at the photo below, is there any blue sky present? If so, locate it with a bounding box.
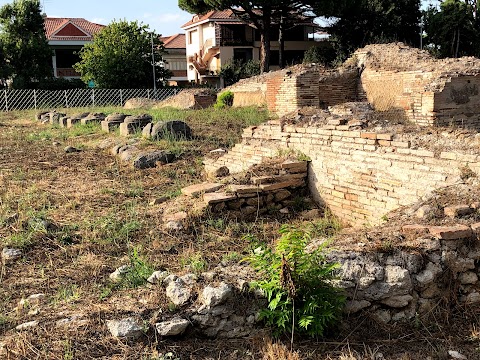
[0,0,192,36]
[0,0,440,37]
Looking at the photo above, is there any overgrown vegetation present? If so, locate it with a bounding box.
[214,91,234,109]
[248,224,345,337]
[219,60,261,87]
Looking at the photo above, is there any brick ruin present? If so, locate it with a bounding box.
[227,43,480,129]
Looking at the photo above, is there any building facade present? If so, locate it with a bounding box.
[44,18,105,79]
[160,34,189,86]
[181,10,320,86]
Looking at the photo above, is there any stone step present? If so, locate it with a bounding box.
[259,178,305,191]
[181,182,224,197]
[203,192,237,205]
[281,160,308,173]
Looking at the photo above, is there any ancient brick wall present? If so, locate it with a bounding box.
[205,122,480,225]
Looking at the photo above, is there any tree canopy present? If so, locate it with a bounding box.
[423,0,480,58]
[0,0,52,88]
[322,0,421,62]
[74,20,171,89]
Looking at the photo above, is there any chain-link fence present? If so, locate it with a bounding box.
[0,88,183,112]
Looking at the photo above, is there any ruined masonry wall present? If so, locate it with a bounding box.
[205,122,480,225]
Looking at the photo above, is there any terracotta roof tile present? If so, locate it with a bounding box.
[44,17,105,41]
[181,10,236,28]
[161,34,186,49]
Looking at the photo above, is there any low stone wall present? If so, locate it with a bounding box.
[205,120,480,225]
[330,218,480,322]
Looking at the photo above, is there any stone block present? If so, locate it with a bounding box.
[203,192,237,204]
[444,205,473,218]
[66,118,81,128]
[401,224,429,235]
[182,182,224,197]
[259,179,304,191]
[428,225,473,240]
[280,160,308,173]
[101,120,123,133]
[227,184,261,194]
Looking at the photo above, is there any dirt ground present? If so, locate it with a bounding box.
[1,110,480,359]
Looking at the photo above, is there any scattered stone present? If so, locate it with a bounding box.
[182,182,224,197]
[2,248,22,262]
[55,314,89,328]
[149,197,169,206]
[202,283,233,308]
[119,114,153,136]
[150,120,192,140]
[279,207,290,214]
[155,317,190,336]
[18,293,45,308]
[106,317,143,339]
[147,271,169,285]
[162,274,178,286]
[344,300,371,314]
[458,271,478,285]
[444,205,473,218]
[371,309,391,324]
[448,350,467,360]
[204,192,237,205]
[465,292,480,304]
[133,151,175,169]
[208,166,229,178]
[401,224,429,235]
[415,205,434,219]
[64,146,81,153]
[15,321,39,330]
[209,148,227,156]
[300,209,322,220]
[381,295,413,308]
[109,265,130,282]
[416,262,443,287]
[165,220,184,231]
[142,122,153,138]
[166,279,192,306]
[180,273,198,285]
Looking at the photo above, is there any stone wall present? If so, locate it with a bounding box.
[205,120,480,225]
[225,43,480,129]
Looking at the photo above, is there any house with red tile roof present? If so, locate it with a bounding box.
[160,34,188,86]
[44,17,105,79]
[181,10,321,86]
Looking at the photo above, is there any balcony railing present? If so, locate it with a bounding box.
[220,38,254,47]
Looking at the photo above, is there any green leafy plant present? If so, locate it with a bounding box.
[249,224,345,337]
[122,248,155,288]
[214,91,234,109]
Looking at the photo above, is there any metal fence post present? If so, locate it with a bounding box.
[147,89,150,100]
[92,89,95,107]
[4,90,8,112]
[64,90,68,108]
[33,90,37,110]
[119,89,123,106]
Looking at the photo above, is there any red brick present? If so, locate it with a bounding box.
[428,225,473,240]
[361,132,377,140]
[401,224,429,234]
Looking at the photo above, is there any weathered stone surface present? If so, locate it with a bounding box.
[415,262,443,287]
[166,279,192,306]
[109,265,130,282]
[274,189,291,202]
[280,160,308,173]
[133,151,175,169]
[471,222,480,234]
[458,271,478,285]
[182,182,223,197]
[151,120,193,140]
[227,184,261,194]
[415,205,434,219]
[202,283,233,308]
[428,225,473,240]
[204,192,237,204]
[465,292,480,304]
[2,248,22,262]
[106,318,143,339]
[15,321,39,330]
[64,146,81,153]
[101,120,123,132]
[344,300,371,314]
[208,166,229,178]
[381,295,413,308]
[155,317,190,336]
[401,224,429,235]
[444,205,473,218]
[105,113,127,122]
[251,176,275,185]
[259,179,304,191]
[142,122,153,138]
[240,206,257,216]
[147,271,169,284]
[371,309,391,324]
[66,118,81,128]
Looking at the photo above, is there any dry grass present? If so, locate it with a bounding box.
[1,108,480,359]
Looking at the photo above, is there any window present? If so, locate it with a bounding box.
[189,30,197,45]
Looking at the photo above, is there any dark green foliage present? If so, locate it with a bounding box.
[302,45,336,66]
[74,20,171,88]
[31,77,86,90]
[214,90,234,109]
[324,0,421,63]
[0,0,53,88]
[219,60,260,87]
[423,0,480,58]
[248,224,345,337]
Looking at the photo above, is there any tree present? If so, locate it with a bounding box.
[0,0,52,88]
[318,0,421,62]
[423,0,480,58]
[74,20,170,89]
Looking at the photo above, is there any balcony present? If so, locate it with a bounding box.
[220,38,253,47]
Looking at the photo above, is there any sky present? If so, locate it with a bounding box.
[0,0,440,37]
[0,0,193,37]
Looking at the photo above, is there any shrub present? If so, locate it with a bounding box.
[303,45,336,67]
[214,91,234,109]
[249,224,345,337]
[219,59,261,87]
